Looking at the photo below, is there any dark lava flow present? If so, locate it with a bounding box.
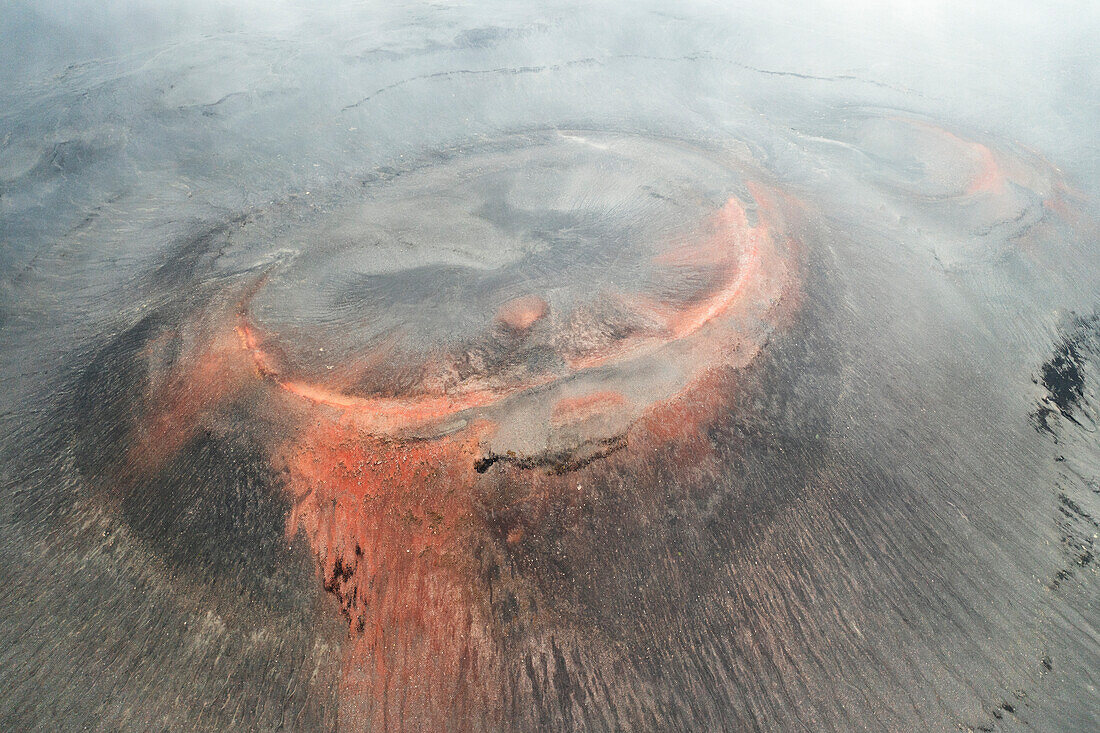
[2,5,1100,732]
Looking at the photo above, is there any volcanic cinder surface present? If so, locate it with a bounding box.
[2,2,1099,732]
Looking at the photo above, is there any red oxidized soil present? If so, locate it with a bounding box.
[279,415,502,729]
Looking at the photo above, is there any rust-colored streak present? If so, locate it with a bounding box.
[661,198,763,339]
[235,323,279,378]
[234,327,551,434]
[896,117,1007,197]
[965,142,1006,196]
[280,380,498,427]
[235,193,781,416]
[279,418,502,730]
[564,195,774,372]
